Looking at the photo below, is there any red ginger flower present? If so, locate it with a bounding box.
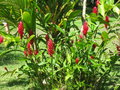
[82,21,89,36]
[75,58,79,64]
[79,34,83,39]
[116,45,120,56]
[27,42,33,55]
[45,34,49,42]
[24,50,28,56]
[116,45,120,51]
[28,49,33,55]
[96,0,100,6]
[90,56,94,59]
[92,6,98,14]
[104,16,109,29]
[47,39,54,56]
[27,42,31,50]
[0,36,4,44]
[28,30,34,44]
[92,44,97,49]
[18,21,24,39]
[34,50,39,55]
[29,30,34,36]
[105,16,109,22]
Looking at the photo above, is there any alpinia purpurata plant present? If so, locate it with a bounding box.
[82,21,89,36]
[0,0,120,89]
[18,21,24,39]
[92,6,98,14]
[0,36,4,44]
[104,16,109,29]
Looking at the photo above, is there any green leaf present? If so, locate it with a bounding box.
[65,74,73,81]
[38,62,47,66]
[66,51,71,64]
[22,11,32,26]
[44,13,52,23]
[113,6,120,15]
[101,31,109,41]
[26,35,35,44]
[98,2,105,17]
[68,10,80,20]
[55,25,65,34]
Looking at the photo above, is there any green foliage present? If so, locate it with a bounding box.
[0,0,120,90]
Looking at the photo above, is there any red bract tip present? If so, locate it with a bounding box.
[28,49,33,55]
[47,39,54,56]
[0,36,4,44]
[75,58,79,64]
[79,34,83,39]
[104,16,109,29]
[92,6,98,14]
[90,56,94,59]
[92,44,97,49]
[105,16,109,22]
[83,21,89,36]
[27,42,31,50]
[24,50,28,56]
[45,34,49,42]
[96,0,100,6]
[29,30,34,36]
[116,45,120,51]
[34,50,39,55]
[18,21,24,39]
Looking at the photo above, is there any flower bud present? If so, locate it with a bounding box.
[0,36,4,44]
[75,58,79,64]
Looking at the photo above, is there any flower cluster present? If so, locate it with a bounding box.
[18,21,24,39]
[104,16,109,29]
[0,36,4,44]
[82,21,89,36]
[92,6,98,14]
[47,39,54,57]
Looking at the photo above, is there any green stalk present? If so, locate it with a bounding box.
[51,56,54,89]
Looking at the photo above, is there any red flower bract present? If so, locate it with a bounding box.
[0,36,4,44]
[116,45,120,56]
[90,56,94,59]
[75,58,79,64]
[92,44,97,49]
[24,50,28,56]
[45,34,49,42]
[47,39,54,56]
[105,16,109,22]
[18,21,24,39]
[79,34,83,39]
[28,49,33,55]
[82,21,89,36]
[29,30,34,36]
[116,45,120,51]
[104,16,109,29]
[27,42,31,50]
[96,0,100,6]
[92,6,98,14]
[34,50,39,55]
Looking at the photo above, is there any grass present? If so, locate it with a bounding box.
[0,45,30,90]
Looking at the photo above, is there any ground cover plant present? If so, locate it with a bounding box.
[0,0,120,89]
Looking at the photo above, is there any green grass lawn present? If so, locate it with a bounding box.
[0,46,30,90]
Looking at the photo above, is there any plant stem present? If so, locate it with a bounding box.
[82,0,87,23]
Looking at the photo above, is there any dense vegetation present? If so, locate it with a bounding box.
[0,0,120,89]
